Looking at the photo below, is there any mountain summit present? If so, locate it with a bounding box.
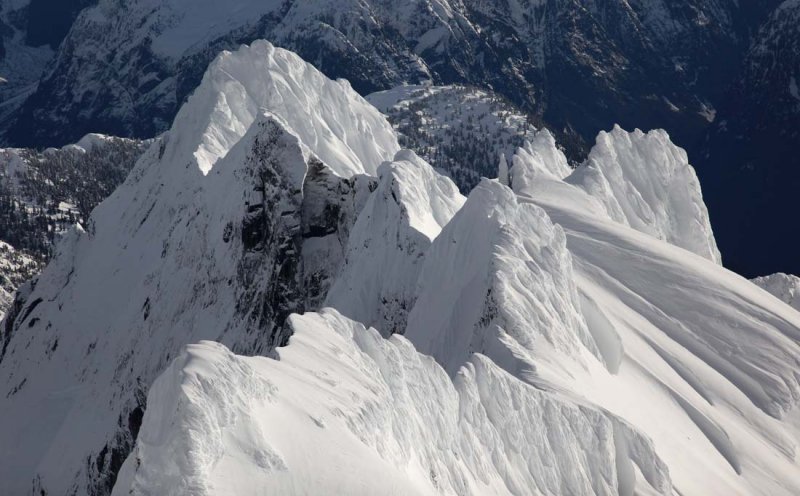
[2,41,800,496]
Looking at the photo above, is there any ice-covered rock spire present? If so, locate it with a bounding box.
[509,128,572,185]
[569,125,722,264]
[497,152,509,185]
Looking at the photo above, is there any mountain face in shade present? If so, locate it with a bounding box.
[2,41,800,496]
[0,134,147,317]
[2,0,777,152]
[698,0,800,277]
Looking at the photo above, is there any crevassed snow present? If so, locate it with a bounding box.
[112,309,671,496]
[326,149,464,335]
[167,40,399,176]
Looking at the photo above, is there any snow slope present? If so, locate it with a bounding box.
[509,148,800,495]
[326,149,464,335]
[113,309,671,496]
[0,41,398,496]
[405,178,599,378]
[512,126,722,264]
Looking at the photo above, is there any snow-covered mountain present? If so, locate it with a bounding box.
[4,0,776,153]
[0,40,399,495]
[5,0,795,275]
[367,84,538,191]
[699,0,800,276]
[2,41,800,496]
[567,126,722,264]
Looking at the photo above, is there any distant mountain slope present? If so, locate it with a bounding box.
[0,0,55,123]
[4,0,777,153]
[3,0,793,275]
[0,135,146,316]
[698,0,800,276]
[367,84,538,191]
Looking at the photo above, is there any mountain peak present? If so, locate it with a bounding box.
[166,40,399,177]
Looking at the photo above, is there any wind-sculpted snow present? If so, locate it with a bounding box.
[0,42,395,495]
[169,40,399,176]
[112,309,671,496]
[326,150,464,335]
[510,149,800,495]
[553,126,722,264]
[752,273,800,312]
[509,129,572,182]
[406,179,601,377]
